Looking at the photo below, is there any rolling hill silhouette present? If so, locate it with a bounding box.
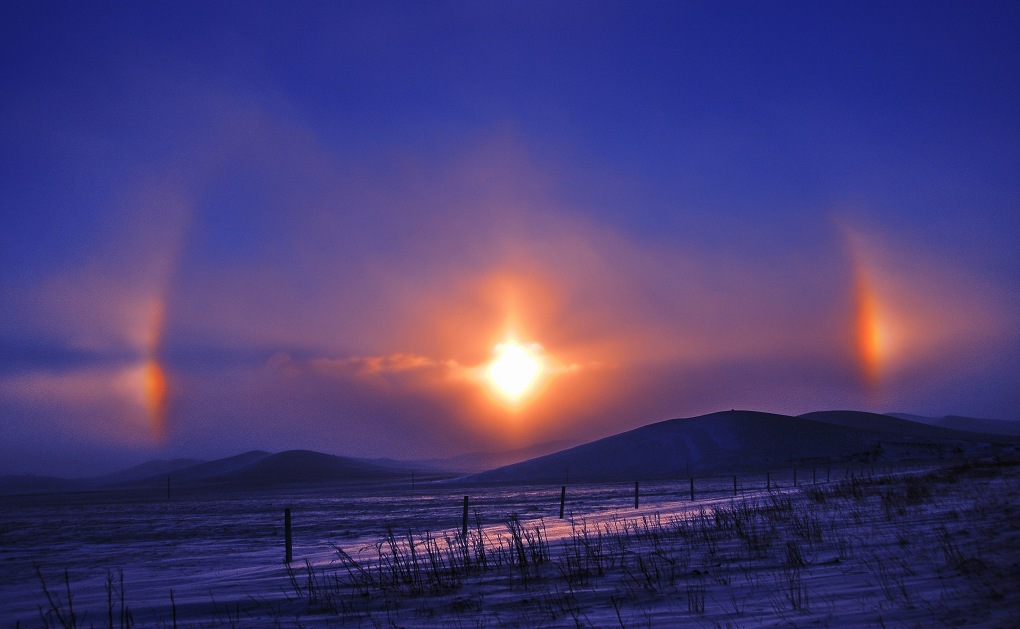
[889,413,1020,437]
[94,457,207,485]
[1,450,421,496]
[464,409,1020,483]
[4,409,1017,495]
[798,410,1016,441]
[131,450,413,490]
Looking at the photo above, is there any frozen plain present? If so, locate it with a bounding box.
[2,461,1018,627]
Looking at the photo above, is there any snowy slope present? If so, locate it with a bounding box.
[465,411,869,483]
[465,409,1019,483]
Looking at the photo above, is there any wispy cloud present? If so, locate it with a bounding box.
[3,98,1018,473]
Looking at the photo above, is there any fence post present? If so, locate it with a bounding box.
[690,477,695,501]
[284,508,292,564]
[559,486,566,519]
[462,496,469,537]
[767,472,771,492]
[794,468,797,487]
[634,481,639,509]
[733,475,737,496]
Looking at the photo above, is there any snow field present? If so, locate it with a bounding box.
[4,460,1018,627]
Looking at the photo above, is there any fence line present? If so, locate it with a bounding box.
[508,462,934,526]
[281,462,940,562]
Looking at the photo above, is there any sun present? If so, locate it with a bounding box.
[486,340,543,401]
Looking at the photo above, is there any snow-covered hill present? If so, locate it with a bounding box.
[464,409,1020,483]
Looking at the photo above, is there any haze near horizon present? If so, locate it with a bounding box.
[2,2,1019,476]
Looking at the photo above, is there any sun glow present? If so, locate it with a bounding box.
[486,340,543,401]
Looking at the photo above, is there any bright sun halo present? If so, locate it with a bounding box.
[487,340,543,401]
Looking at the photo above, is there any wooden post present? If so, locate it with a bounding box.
[793,468,797,487]
[462,496,469,537]
[767,472,771,492]
[559,486,566,519]
[284,508,292,564]
[733,475,738,496]
[634,481,639,509]
[689,477,695,501]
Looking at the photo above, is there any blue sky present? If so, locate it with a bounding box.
[2,1,1018,475]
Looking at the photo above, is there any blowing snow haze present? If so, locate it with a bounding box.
[2,2,1019,476]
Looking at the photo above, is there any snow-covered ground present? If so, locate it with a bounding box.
[2,460,1017,627]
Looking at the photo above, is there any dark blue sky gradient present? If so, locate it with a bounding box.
[2,1,1018,475]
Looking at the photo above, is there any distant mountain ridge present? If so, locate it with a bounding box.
[464,409,1020,484]
[889,413,1020,437]
[95,457,207,485]
[118,450,418,491]
[797,410,1015,442]
[3,409,1017,495]
[0,450,430,496]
